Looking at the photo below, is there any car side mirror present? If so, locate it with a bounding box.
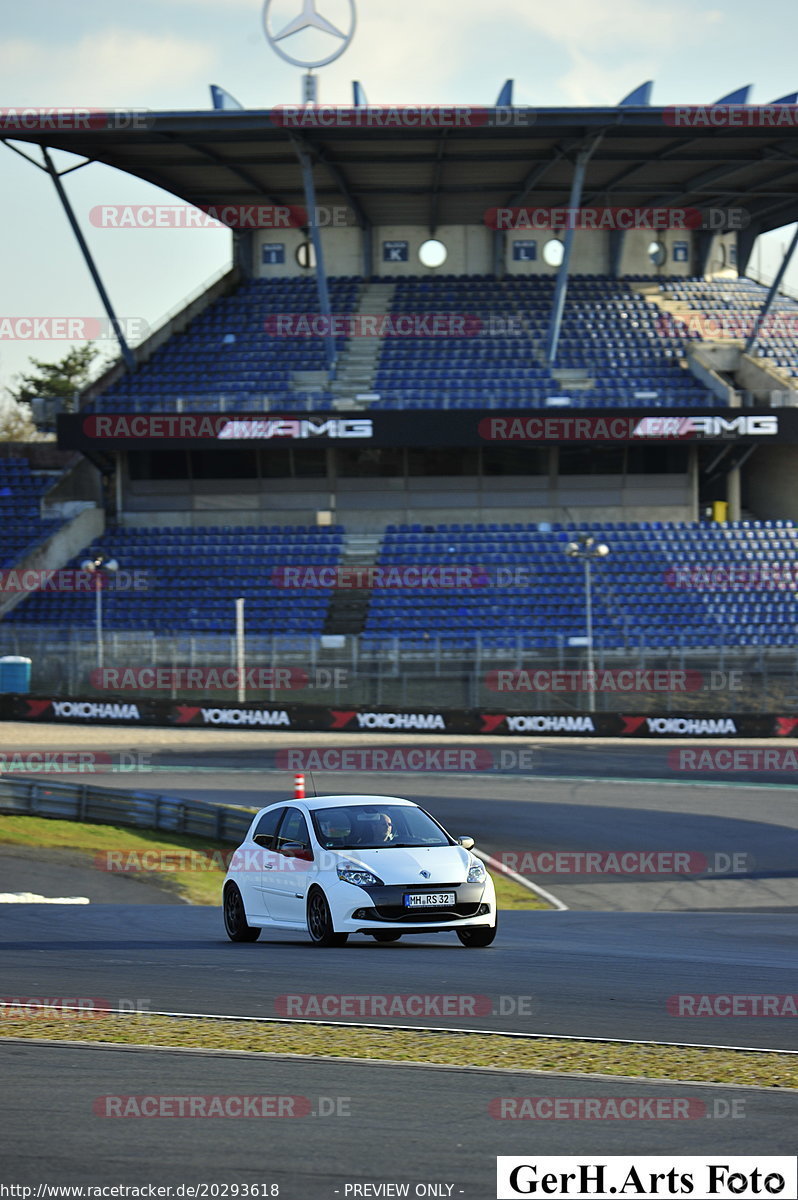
[457,836,475,850]
[280,841,313,861]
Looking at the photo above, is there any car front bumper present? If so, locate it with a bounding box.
[330,876,496,932]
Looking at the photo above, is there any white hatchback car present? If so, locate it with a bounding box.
[223,794,497,947]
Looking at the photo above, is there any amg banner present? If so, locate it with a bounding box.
[1,695,797,738]
[56,409,795,451]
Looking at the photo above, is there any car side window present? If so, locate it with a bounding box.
[275,808,311,852]
[252,807,285,850]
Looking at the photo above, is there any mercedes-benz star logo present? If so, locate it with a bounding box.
[263,0,356,69]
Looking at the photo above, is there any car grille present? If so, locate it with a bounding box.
[356,902,485,924]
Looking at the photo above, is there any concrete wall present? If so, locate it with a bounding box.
[686,346,741,406]
[121,474,693,531]
[736,353,797,401]
[0,506,105,618]
[254,223,740,280]
[41,457,103,516]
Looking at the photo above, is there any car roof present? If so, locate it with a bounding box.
[265,794,416,812]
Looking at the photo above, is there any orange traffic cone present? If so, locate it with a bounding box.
[294,772,305,799]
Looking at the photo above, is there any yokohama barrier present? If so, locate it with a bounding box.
[0,694,795,737]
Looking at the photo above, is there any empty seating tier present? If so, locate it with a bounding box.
[7,524,345,635]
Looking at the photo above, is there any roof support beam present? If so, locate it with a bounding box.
[691,229,714,277]
[283,133,372,276]
[735,221,761,276]
[608,229,625,278]
[41,147,136,371]
[743,223,798,354]
[495,139,584,285]
[292,140,336,373]
[545,138,603,365]
[428,132,449,235]
[492,228,504,279]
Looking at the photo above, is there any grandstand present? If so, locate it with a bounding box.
[8,523,344,635]
[656,276,798,383]
[0,457,66,568]
[2,101,798,711]
[84,273,717,413]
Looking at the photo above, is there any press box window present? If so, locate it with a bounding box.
[626,445,689,474]
[482,447,548,475]
[337,448,404,477]
[558,446,625,475]
[293,450,328,479]
[127,451,190,480]
[190,450,258,479]
[408,448,479,476]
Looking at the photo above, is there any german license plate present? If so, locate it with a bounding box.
[404,892,455,908]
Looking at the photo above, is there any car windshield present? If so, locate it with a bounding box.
[310,804,452,850]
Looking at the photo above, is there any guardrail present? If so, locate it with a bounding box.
[0,776,254,844]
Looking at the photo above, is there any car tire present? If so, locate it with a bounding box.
[223,883,261,942]
[371,931,402,943]
[456,917,497,948]
[307,887,349,947]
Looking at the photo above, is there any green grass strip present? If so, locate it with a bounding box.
[0,1015,794,1088]
[0,814,550,908]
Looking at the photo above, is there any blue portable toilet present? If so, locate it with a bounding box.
[0,656,31,693]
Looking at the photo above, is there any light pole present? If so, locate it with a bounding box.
[81,553,119,671]
[564,533,610,713]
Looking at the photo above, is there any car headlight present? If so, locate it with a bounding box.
[467,857,486,884]
[337,863,383,887]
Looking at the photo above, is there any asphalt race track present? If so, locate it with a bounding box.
[2,903,797,1049]
[3,1043,797,1190]
[20,755,798,911]
[3,736,798,1187]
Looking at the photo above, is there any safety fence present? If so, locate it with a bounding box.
[0,627,797,714]
[0,774,253,844]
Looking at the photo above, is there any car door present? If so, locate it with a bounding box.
[247,806,285,918]
[269,807,315,925]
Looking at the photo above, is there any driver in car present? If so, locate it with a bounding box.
[373,812,398,844]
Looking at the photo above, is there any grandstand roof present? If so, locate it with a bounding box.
[5,107,798,234]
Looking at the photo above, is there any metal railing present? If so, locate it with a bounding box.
[0,775,253,845]
[0,626,796,713]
